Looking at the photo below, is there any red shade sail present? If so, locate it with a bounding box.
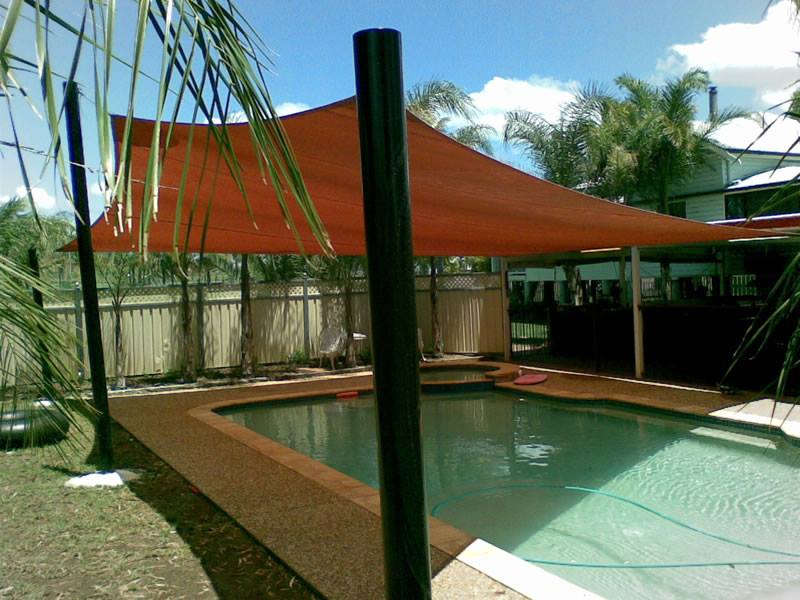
[68,97,769,256]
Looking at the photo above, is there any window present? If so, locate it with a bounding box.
[725,186,800,219]
[668,200,686,218]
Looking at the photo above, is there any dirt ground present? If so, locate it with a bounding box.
[0,419,320,599]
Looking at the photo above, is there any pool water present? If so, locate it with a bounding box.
[419,367,491,382]
[222,391,800,600]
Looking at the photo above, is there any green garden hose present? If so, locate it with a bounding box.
[431,482,800,567]
[523,558,800,569]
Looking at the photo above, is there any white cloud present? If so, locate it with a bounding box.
[0,186,58,214]
[275,101,310,116]
[212,110,247,124]
[658,0,800,105]
[464,76,577,136]
[209,102,311,124]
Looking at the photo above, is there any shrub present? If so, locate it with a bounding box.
[287,350,310,365]
[358,346,372,365]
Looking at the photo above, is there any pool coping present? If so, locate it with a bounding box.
[187,362,601,600]
[512,365,800,444]
[186,359,517,563]
[190,387,473,554]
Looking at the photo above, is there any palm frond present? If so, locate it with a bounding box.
[0,254,90,449]
[406,79,476,127]
[3,1,332,258]
[452,123,495,155]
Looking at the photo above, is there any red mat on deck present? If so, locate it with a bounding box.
[514,373,548,385]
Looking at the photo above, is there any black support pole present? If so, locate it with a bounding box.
[28,247,53,389]
[64,81,113,471]
[353,29,431,599]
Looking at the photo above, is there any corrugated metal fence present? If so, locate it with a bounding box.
[46,273,503,378]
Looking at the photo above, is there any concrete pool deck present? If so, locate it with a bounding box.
[108,361,792,599]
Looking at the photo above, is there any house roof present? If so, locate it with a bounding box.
[710,114,800,156]
[68,97,771,256]
[726,166,800,192]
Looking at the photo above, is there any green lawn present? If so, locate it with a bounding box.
[0,418,319,599]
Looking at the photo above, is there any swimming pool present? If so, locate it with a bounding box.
[221,390,800,599]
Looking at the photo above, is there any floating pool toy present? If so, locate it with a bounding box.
[514,373,548,385]
[336,391,359,400]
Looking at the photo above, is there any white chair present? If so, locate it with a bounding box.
[318,327,346,370]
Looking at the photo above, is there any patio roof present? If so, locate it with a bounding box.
[71,97,770,256]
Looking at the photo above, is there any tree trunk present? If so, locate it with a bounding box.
[180,274,196,382]
[657,184,672,302]
[660,261,671,301]
[113,302,125,389]
[196,281,206,372]
[563,265,582,306]
[344,279,357,367]
[240,254,255,377]
[430,257,443,358]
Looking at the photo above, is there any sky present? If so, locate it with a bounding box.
[2,0,800,216]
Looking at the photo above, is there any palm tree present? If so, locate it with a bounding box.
[503,85,607,189]
[252,255,306,283]
[96,252,149,389]
[506,73,747,205]
[406,79,495,154]
[0,198,76,278]
[506,72,748,298]
[1,2,331,451]
[610,69,747,214]
[607,70,748,297]
[452,124,496,155]
[504,88,613,304]
[504,109,591,188]
[406,79,494,357]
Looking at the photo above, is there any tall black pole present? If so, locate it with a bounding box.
[353,29,431,599]
[64,81,113,471]
[28,247,53,389]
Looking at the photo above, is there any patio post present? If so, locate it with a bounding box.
[353,28,431,599]
[65,80,113,470]
[631,246,644,378]
[500,257,511,360]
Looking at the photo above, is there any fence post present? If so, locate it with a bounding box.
[302,272,311,357]
[73,282,85,380]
